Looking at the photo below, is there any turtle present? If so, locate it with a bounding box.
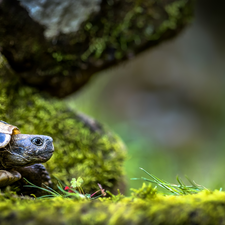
[0,120,54,195]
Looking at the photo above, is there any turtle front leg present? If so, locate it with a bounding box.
[13,164,52,197]
[0,170,21,187]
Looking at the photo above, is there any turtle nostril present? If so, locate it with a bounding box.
[48,137,53,142]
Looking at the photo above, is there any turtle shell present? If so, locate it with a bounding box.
[0,120,21,148]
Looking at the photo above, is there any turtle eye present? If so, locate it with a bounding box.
[31,137,44,146]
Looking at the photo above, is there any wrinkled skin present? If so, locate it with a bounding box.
[0,134,54,169]
[0,134,54,194]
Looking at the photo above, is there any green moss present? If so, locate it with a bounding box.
[81,0,193,61]
[46,0,193,69]
[0,56,126,193]
[151,0,193,40]
[0,189,225,224]
[130,183,157,199]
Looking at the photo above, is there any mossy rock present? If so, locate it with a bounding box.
[0,185,225,225]
[0,0,194,97]
[0,56,126,194]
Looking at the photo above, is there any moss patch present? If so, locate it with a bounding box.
[56,0,194,63]
[0,56,126,193]
[0,187,225,225]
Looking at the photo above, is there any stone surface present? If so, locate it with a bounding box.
[20,0,101,38]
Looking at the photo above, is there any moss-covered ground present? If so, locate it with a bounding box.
[1,185,225,225]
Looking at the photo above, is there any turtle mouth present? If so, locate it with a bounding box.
[37,151,54,162]
[35,149,54,155]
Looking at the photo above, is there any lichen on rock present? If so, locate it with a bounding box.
[20,0,102,38]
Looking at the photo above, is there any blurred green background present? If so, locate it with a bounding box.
[66,0,225,194]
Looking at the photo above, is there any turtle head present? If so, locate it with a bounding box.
[0,134,54,169]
